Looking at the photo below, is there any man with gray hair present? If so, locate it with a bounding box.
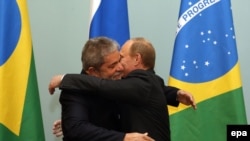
[50,37,196,141]
[56,36,154,141]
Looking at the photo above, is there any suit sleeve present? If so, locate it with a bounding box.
[154,74,180,107]
[163,86,180,107]
[59,90,125,141]
[59,73,151,105]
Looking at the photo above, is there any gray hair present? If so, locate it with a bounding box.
[81,37,120,71]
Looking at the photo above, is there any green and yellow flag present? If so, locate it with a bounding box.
[168,0,247,141]
[0,0,45,140]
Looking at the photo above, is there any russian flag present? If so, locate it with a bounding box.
[89,0,130,48]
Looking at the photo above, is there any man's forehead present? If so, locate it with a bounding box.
[103,51,120,64]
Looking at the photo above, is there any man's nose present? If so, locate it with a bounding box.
[116,63,124,71]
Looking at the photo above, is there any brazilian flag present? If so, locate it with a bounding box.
[0,0,45,140]
[168,0,247,141]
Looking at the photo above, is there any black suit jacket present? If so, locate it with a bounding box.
[59,76,124,141]
[60,69,180,141]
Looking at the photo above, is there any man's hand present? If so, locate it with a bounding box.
[124,132,154,141]
[177,90,197,110]
[52,119,63,137]
[52,120,154,141]
[48,75,64,94]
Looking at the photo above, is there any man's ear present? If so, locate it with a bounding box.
[134,53,142,65]
[85,67,99,77]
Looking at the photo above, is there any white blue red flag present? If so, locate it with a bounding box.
[89,0,130,47]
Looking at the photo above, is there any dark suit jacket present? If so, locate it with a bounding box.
[59,75,124,141]
[60,69,180,141]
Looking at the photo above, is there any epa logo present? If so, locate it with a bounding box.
[227,125,250,141]
[231,130,247,138]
